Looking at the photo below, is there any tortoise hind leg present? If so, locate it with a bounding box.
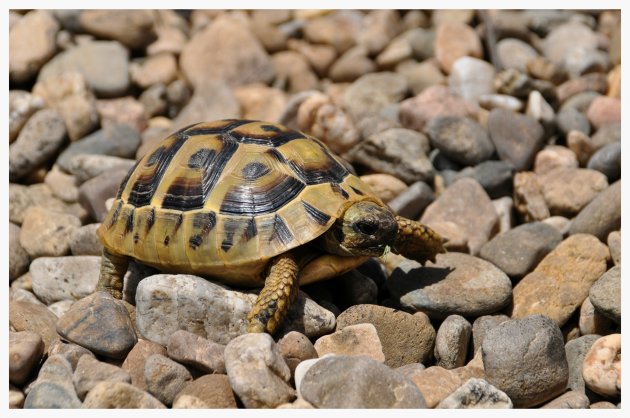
[247,252,299,334]
[97,247,129,299]
[393,216,446,264]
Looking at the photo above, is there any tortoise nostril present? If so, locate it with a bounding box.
[356,220,378,236]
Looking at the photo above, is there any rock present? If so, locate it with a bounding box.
[565,335,601,397]
[526,90,555,127]
[287,39,336,77]
[30,256,101,304]
[348,127,433,184]
[303,10,363,53]
[359,174,407,203]
[434,315,472,370]
[9,10,59,82]
[78,167,130,222]
[38,40,130,97]
[510,234,610,327]
[479,222,563,279]
[534,145,578,176]
[357,9,402,55]
[9,109,67,181]
[448,56,496,103]
[24,355,82,408]
[389,252,512,318]
[434,21,483,73]
[171,81,240,131]
[295,92,360,154]
[144,354,193,406]
[376,34,413,67]
[497,38,539,73]
[471,315,510,353]
[542,21,598,66]
[9,384,24,409]
[557,108,591,139]
[587,142,621,183]
[272,51,318,93]
[425,116,494,166]
[330,270,378,310]
[82,382,165,408]
[542,391,590,409]
[513,171,550,222]
[57,123,140,172]
[556,73,608,103]
[487,108,545,171]
[579,297,612,336]
[341,72,408,121]
[336,304,435,367]
[70,224,104,256]
[437,378,513,408]
[166,330,225,374]
[404,365,482,408]
[48,338,95,371]
[395,60,446,95]
[492,196,514,234]
[589,266,620,324]
[453,160,514,200]
[301,355,426,408]
[67,154,136,184]
[135,274,335,346]
[569,181,620,241]
[10,183,87,225]
[96,96,148,132]
[180,15,273,89]
[582,334,621,398]
[277,331,318,375]
[10,288,44,307]
[328,46,377,82]
[586,96,621,129]
[478,94,523,112]
[294,355,335,397]
[9,223,30,281]
[607,231,620,266]
[9,90,45,143]
[9,331,45,386]
[591,122,621,151]
[314,323,385,362]
[73,354,131,400]
[121,339,168,391]
[47,300,74,318]
[19,206,81,258]
[139,84,168,117]
[9,300,58,352]
[172,374,237,408]
[56,291,137,359]
[44,166,79,203]
[224,333,295,408]
[591,401,618,408]
[388,181,434,219]
[421,178,499,255]
[482,315,569,407]
[234,83,287,123]
[399,85,478,132]
[80,10,155,49]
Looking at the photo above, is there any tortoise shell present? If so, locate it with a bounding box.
[97,119,382,285]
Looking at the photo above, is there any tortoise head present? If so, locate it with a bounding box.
[317,201,398,257]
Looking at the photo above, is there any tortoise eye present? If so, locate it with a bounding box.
[355,219,378,236]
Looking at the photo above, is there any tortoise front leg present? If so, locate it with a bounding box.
[96,247,129,299]
[247,252,299,334]
[393,216,446,264]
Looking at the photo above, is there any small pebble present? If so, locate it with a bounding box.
[425,116,495,166]
[224,333,295,408]
[82,381,165,408]
[48,338,95,371]
[541,390,590,409]
[9,300,58,352]
[24,355,81,408]
[587,142,620,182]
[172,374,237,408]
[607,231,620,266]
[472,315,510,353]
[166,329,226,374]
[437,378,513,408]
[582,334,621,398]
[482,315,569,407]
[314,323,385,362]
[70,224,104,256]
[569,180,620,241]
[144,354,193,406]
[30,256,101,304]
[434,315,472,369]
[589,266,621,324]
[9,331,45,386]
[73,354,131,400]
[121,339,168,391]
[57,291,137,359]
[579,297,612,336]
[487,108,545,171]
[19,206,81,258]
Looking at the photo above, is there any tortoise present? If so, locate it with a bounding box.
[97,119,445,333]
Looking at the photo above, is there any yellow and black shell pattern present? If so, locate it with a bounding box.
[97,119,382,285]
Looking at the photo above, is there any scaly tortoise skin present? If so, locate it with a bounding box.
[97,119,445,333]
